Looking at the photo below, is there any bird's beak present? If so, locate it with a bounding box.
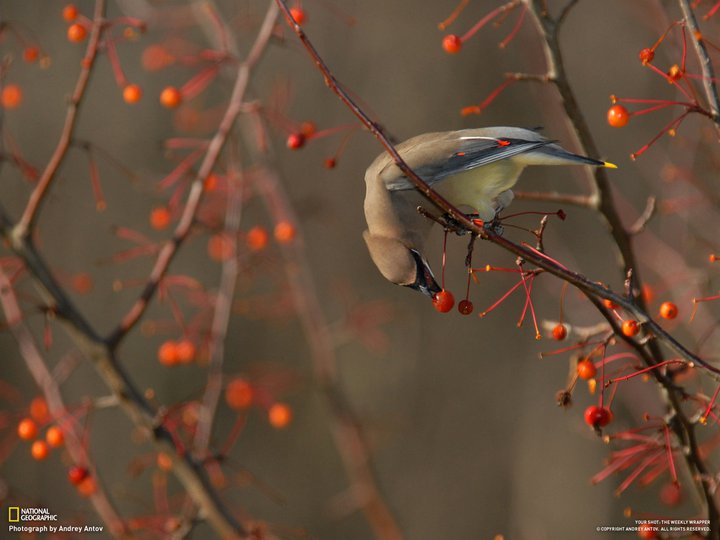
[406,249,442,298]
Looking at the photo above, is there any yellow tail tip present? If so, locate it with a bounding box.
[603,161,618,169]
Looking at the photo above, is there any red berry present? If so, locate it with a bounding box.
[622,319,639,337]
[584,405,612,428]
[639,48,654,65]
[607,105,630,128]
[225,378,254,409]
[23,47,40,63]
[29,396,49,423]
[324,158,337,169]
[246,226,269,251]
[442,34,463,54]
[68,466,89,485]
[1,84,23,109]
[659,301,678,320]
[659,482,682,506]
[577,359,597,380]
[150,206,171,230]
[551,323,567,341]
[432,290,455,313]
[289,6,306,25]
[286,133,305,150]
[458,299,473,315]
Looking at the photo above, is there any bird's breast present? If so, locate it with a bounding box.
[434,160,524,213]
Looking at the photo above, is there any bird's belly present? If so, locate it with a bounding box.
[434,162,523,213]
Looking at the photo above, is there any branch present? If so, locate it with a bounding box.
[15,0,107,239]
[679,0,720,134]
[107,1,279,347]
[0,268,126,537]
[275,0,720,532]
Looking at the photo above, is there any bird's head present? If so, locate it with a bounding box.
[363,232,441,298]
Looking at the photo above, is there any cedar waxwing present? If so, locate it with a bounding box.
[363,127,616,297]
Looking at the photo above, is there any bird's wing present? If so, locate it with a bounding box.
[385,136,553,191]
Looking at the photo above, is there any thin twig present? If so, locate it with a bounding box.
[107,2,279,348]
[15,0,107,239]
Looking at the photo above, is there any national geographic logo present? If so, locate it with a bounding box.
[6,505,105,534]
[7,506,58,522]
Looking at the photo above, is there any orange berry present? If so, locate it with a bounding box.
[442,34,463,54]
[204,173,218,191]
[274,221,296,244]
[67,23,88,43]
[158,340,180,366]
[141,44,174,72]
[639,48,654,65]
[246,226,269,251]
[607,105,629,128]
[268,403,293,429]
[432,290,455,313]
[323,157,337,169]
[577,359,597,380]
[150,206,171,230]
[123,83,143,104]
[225,378,254,410]
[62,4,79,22]
[176,339,196,364]
[31,440,50,460]
[29,396,49,423]
[622,319,639,337]
[552,323,567,341]
[300,121,316,136]
[286,133,305,150]
[659,301,678,320]
[72,272,93,294]
[23,47,40,63]
[208,233,234,262]
[156,452,173,471]
[289,6,306,25]
[603,298,618,310]
[668,64,683,81]
[18,418,38,440]
[77,476,97,497]
[46,426,65,448]
[659,481,682,506]
[1,84,23,109]
[160,86,182,108]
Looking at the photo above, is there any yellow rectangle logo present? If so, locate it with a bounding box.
[8,507,19,522]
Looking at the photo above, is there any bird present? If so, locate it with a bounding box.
[362,127,616,297]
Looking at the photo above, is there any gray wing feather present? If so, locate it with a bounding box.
[386,138,552,191]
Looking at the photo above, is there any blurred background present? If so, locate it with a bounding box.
[2,1,718,538]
